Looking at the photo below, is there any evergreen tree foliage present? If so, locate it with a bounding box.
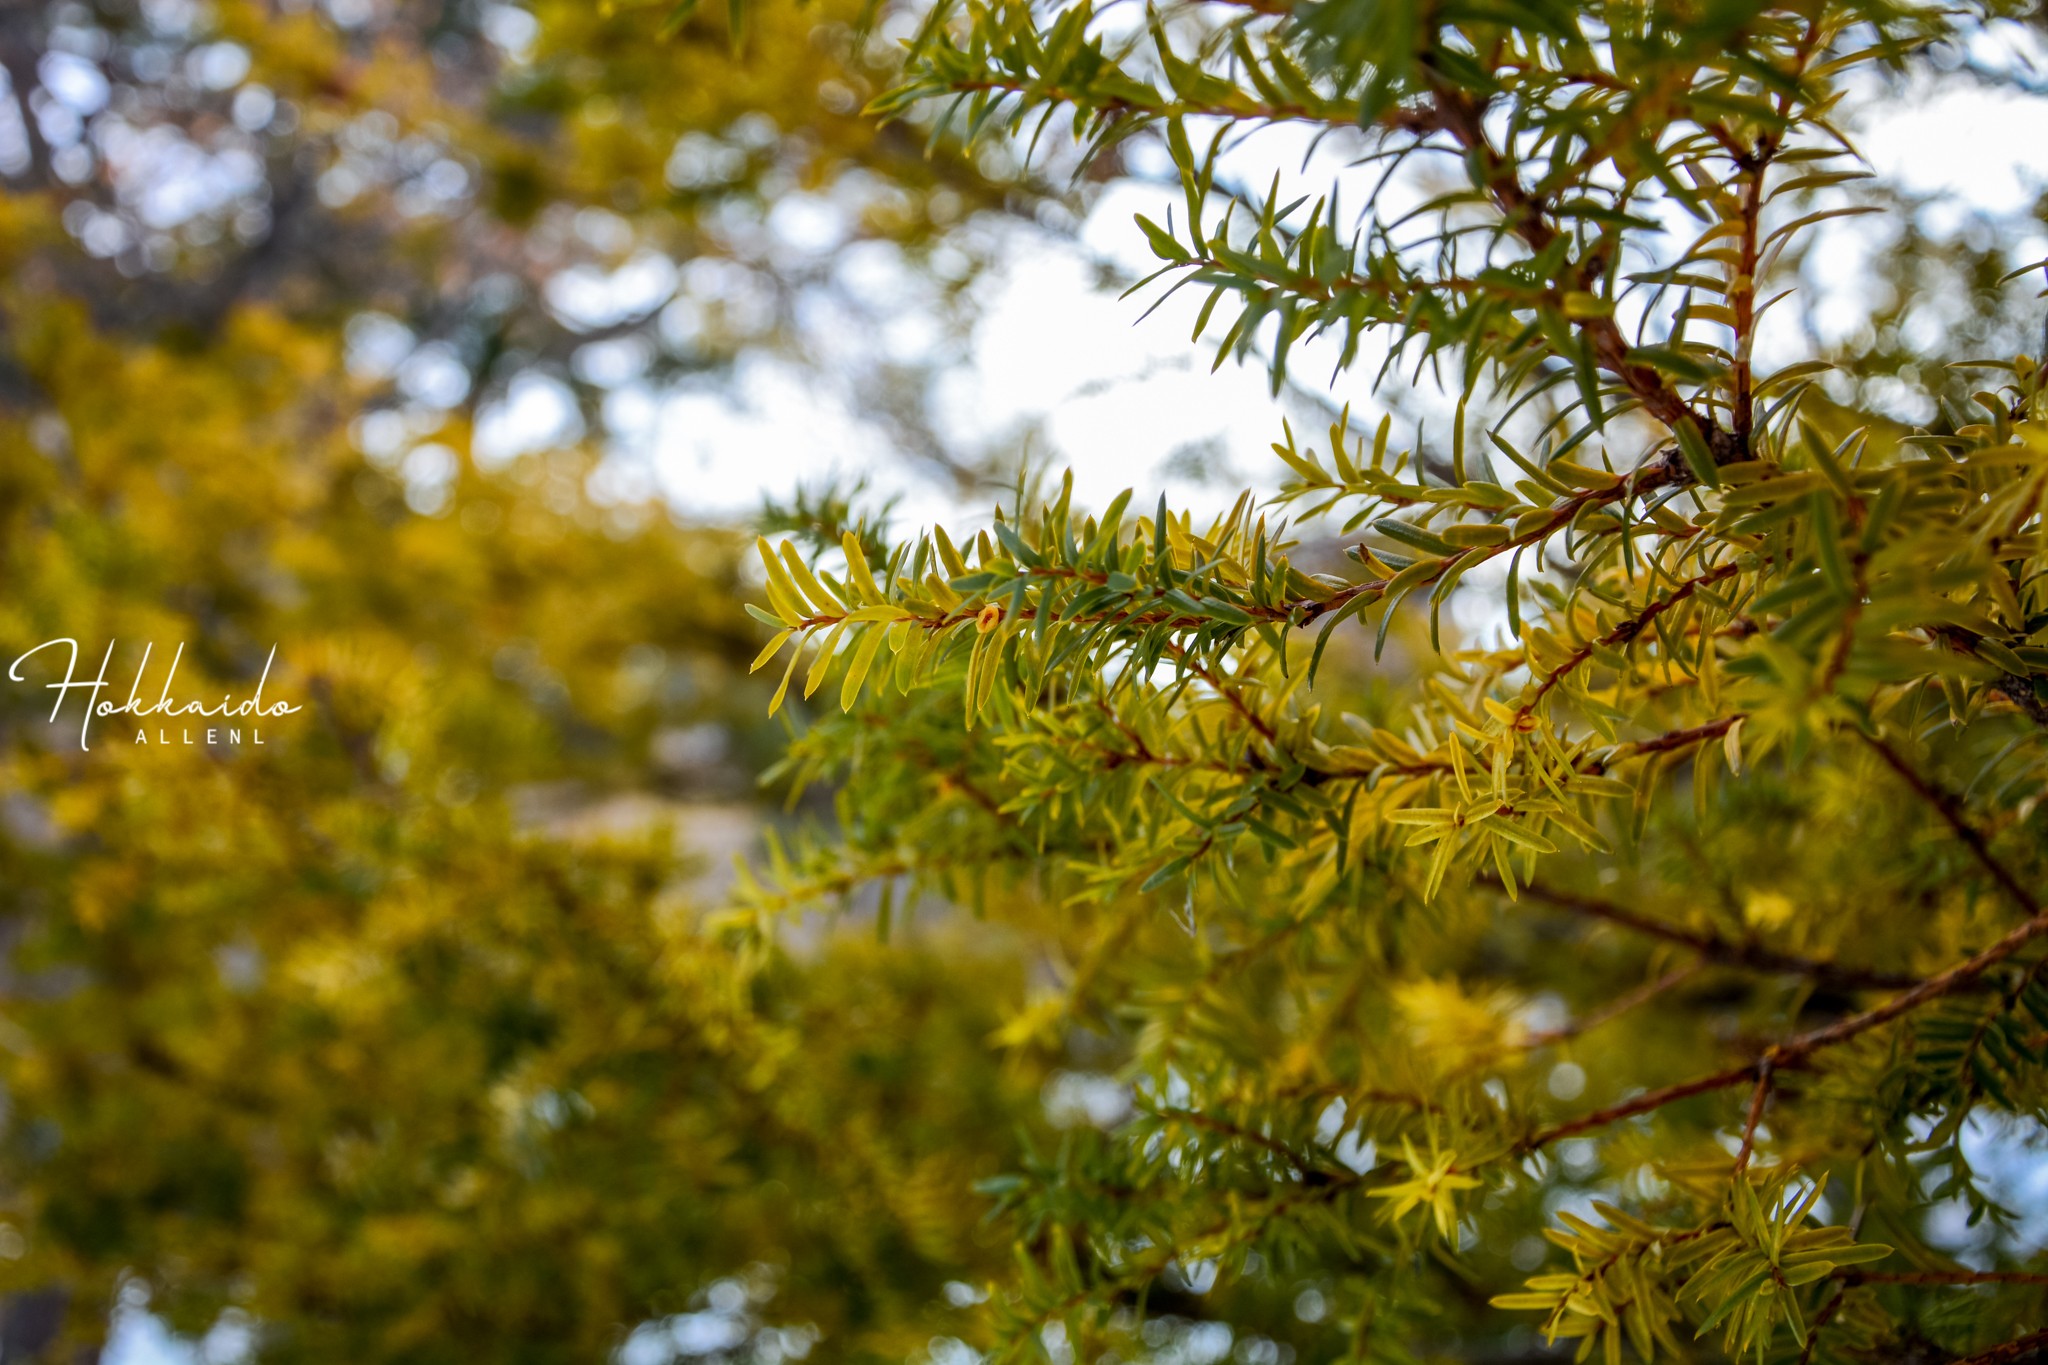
[746,3,2048,1362]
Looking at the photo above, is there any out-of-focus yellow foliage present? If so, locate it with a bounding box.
[0,0,1047,1359]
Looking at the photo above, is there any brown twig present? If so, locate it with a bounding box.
[1798,1280,1849,1365]
[1860,732,2034,916]
[1146,1106,1339,1182]
[1519,961,1702,1050]
[1524,843,2048,1151]
[1515,561,1742,722]
[1520,1060,1760,1150]
[1732,14,1819,446]
[1509,880,1930,993]
[1167,644,1278,743]
[1603,715,1745,764]
[1952,1328,2048,1365]
[1732,1058,1774,1172]
[1422,82,1719,443]
[787,471,1698,645]
[1844,1271,2048,1287]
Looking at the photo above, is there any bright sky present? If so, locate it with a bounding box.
[614,18,2048,540]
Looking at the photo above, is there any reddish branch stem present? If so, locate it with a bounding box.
[1861,732,2034,915]
[1516,561,1742,721]
[1509,881,1928,992]
[1732,1060,1773,1173]
[1845,1271,2048,1287]
[1953,1328,2048,1365]
[1523,748,2045,1153]
[1518,961,1701,1050]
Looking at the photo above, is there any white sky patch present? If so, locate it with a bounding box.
[545,251,680,332]
[604,37,2048,535]
[1858,81,2048,216]
[927,236,1306,504]
[643,353,923,524]
[475,372,585,467]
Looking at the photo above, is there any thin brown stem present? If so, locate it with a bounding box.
[1774,901,2048,1064]
[1518,961,1701,1050]
[1860,732,2035,916]
[1508,881,1930,992]
[1520,1060,1759,1150]
[1732,1059,1773,1173]
[786,471,1696,641]
[1523,817,2048,1150]
[1584,714,1745,774]
[1422,83,1717,442]
[1729,139,1772,449]
[1733,15,1819,445]
[1516,561,1742,722]
[1146,1106,1333,1180]
[1167,644,1278,743]
[1844,1271,2048,1287]
[942,77,1359,132]
[1952,1328,2048,1365]
[1798,1281,1849,1365]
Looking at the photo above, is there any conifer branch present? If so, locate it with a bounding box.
[1517,961,1702,1050]
[746,10,2048,1360]
[1953,1328,2048,1365]
[1731,1060,1773,1173]
[1521,1062,1761,1150]
[1515,561,1744,721]
[940,77,1359,131]
[1146,1106,1337,1181]
[1843,1271,2048,1287]
[1860,733,2036,916]
[1507,882,1930,993]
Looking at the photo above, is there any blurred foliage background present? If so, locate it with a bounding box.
[0,0,1068,1359]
